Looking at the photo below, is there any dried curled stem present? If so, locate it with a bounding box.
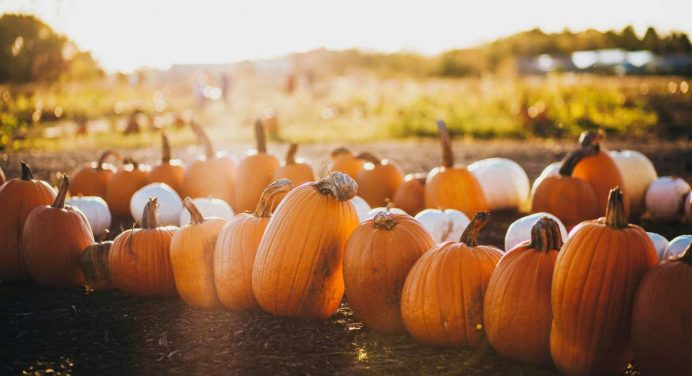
[254,179,295,217]
[183,197,205,225]
[437,120,454,168]
[460,211,491,247]
[53,175,69,209]
[579,129,605,151]
[20,161,33,180]
[558,146,598,176]
[529,217,563,251]
[314,172,358,201]
[141,197,160,229]
[605,187,627,229]
[373,211,398,231]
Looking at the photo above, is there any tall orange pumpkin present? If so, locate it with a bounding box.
[252,172,359,319]
[0,162,56,280]
[170,198,227,308]
[550,187,657,376]
[400,212,502,347]
[343,211,434,333]
[355,152,404,207]
[273,143,314,186]
[424,120,488,217]
[70,150,120,198]
[105,158,150,217]
[234,120,280,212]
[149,132,185,196]
[484,217,563,366]
[108,197,178,297]
[328,147,364,179]
[392,173,426,216]
[23,176,94,286]
[214,179,293,310]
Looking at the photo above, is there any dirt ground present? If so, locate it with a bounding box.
[1,138,690,375]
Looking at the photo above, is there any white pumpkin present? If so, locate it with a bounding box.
[414,209,470,243]
[351,195,371,222]
[644,176,691,222]
[504,212,568,251]
[468,158,530,211]
[646,232,669,261]
[363,207,407,221]
[610,150,658,218]
[178,197,234,225]
[65,196,111,238]
[130,183,183,226]
[663,235,692,260]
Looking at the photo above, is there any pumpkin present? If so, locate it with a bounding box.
[631,244,692,376]
[644,176,690,222]
[0,161,56,280]
[23,176,94,286]
[149,132,185,196]
[65,196,112,238]
[252,172,359,319]
[351,195,371,222]
[609,150,658,219]
[130,183,182,225]
[109,197,178,297]
[646,232,669,261]
[468,158,530,211]
[504,212,568,252]
[400,212,502,346]
[531,162,562,191]
[328,147,364,179]
[343,211,434,333]
[81,240,113,291]
[484,217,563,366]
[179,197,234,225]
[105,158,150,217]
[355,152,404,207]
[233,120,280,212]
[572,130,629,217]
[273,143,314,186]
[170,197,227,308]
[70,150,120,198]
[214,179,293,310]
[363,206,407,221]
[182,121,237,205]
[414,208,470,243]
[0,166,5,185]
[662,235,692,260]
[550,187,657,376]
[531,148,599,230]
[424,120,488,217]
[392,173,426,216]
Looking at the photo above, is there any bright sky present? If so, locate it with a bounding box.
[1,0,690,72]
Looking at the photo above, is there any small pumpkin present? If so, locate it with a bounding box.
[355,152,404,207]
[65,196,112,238]
[105,158,150,217]
[504,212,568,252]
[0,162,56,280]
[179,197,234,225]
[392,173,426,216]
[550,187,657,376]
[70,150,120,198]
[170,197,227,308]
[400,212,503,347]
[343,211,434,333]
[424,120,488,217]
[644,176,690,222]
[214,179,293,310]
[252,172,359,319]
[23,176,94,286]
[234,120,280,212]
[647,232,669,261]
[81,240,113,291]
[662,235,692,260]
[468,158,530,211]
[484,217,563,366]
[273,143,314,186]
[609,150,658,219]
[351,195,372,222]
[149,132,185,196]
[414,208,470,243]
[328,147,364,179]
[130,183,182,225]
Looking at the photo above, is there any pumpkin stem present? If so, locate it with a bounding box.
[20,161,34,180]
[285,143,298,165]
[373,211,397,230]
[605,187,628,229]
[141,197,161,229]
[356,152,381,165]
[53,175,69,209]
[255,119,267,153]
[558,146,598,176]
[677,243,692,264]
[161,132,171,163]
[97,150,120,170]
[123,157,139,169]
[579,130,604,151]
[254,179,294,217]
[459,211,490,246]
[437,120,454,168]
[182,197,205,225]
[191,121,215,159]
[314,172,358,201]
[330,147,352,159]
[529,217,563,251]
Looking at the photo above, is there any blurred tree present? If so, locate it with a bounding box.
[643,27,660,52]
[619,26,641,50]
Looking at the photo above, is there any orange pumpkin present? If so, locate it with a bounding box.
[273,143,314,186]
[105,158,150,217]
[531,148,599,230]
[81,240,113,291]
[70,150,120,198]
[149,132,185,196]
[0,162,56,280]
[355,152,404,207]
[343,211,434,333]
[23,176,94,286]
[183,121,237,205]
[632,244,692,376]
[484,217,563,366]
[392,173,426,216]
[214,179,293,310]
[252,172,359,319]
[234,120,280,212]
[424,121,488,217]
[550,187,657,376]
[170,197,227,308]
[108,197,178,297]
[328,147,364,179]
[400,211,502,347]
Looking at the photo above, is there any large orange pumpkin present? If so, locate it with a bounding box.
[214,179,293,310]
[424,121,488,217]
[355,152,404,207]
[234,120,280,212]
[105,158,150,217]
[484,217,563,366]
[252,172,359,319]
[550,187,657,376]
[70,150,120,198]
[149,132,185,196]
[23,176,94,286]
[0,162,56,280]
[328,147,364,179]
[343,211,434,333]
[273,143,314,186]
[108,197,178,297]
[400,211,502,347]
[392,173,426,216]
[170,197,227,308]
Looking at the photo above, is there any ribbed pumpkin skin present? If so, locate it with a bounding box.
[183,156,237,205]
[273,164,314,186]
[531,176,598,230]
[572,150,629,217]
[234,154,280,212]
[105,166,149,217]
[70,163,115,198]
[329,153,364,180]
[392,176,426,216]
[356,163,404,207]
[149,163,185,196]
[343,213,434,333]
[425,167,488,218]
